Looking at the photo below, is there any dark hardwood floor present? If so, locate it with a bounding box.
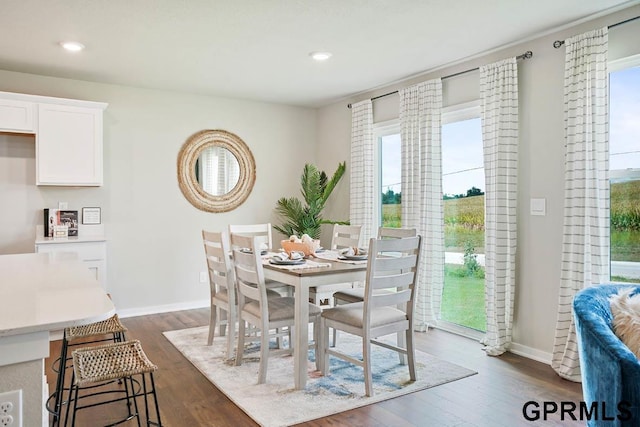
[46,309,584,426]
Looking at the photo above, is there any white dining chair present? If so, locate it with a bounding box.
[318,235,422,396]
[231,233,321,384]
[229,223,290,296]
[330,227,418,346]
[202,230,237,358]
[308,224,363,307]
[332,226,418,305]
[228,223,274,250]
[203,229,282,357]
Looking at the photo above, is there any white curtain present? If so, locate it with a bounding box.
[399,79,444,331]
[349,100,375,244]
[479,58,519,356]
[552,27,610,381]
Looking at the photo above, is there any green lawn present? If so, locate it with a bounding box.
[441,266,486,331]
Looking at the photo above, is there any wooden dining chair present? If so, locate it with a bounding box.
[318,235,422,396]
[332,226,418,305]
[309,224,363,307]
[229,223,291,296]
[202,230,237,359]
[228,223,274,250]
[231,233,322,384]
[330,224,363,250]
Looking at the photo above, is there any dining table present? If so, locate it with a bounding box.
[262,251,368,390]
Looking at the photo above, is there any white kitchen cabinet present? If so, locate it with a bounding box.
[35,237,107,290]
[0,91,107,186]
[0,97,35,132]
[37,103,104,186]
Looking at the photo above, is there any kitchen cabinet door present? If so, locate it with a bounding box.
[37,103,103,186]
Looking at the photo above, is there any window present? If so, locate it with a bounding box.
[374,103,486,335]
[609,58,640,284]
[440,102,486,333]
[375,121,401,229]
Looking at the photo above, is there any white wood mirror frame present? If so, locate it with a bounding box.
[177,129,256,212]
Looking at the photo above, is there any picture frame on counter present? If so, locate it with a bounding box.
[53,225,68,238]
[82,207,101,225]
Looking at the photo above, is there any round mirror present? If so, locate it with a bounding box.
[194,146,240,196]
[177,130,256,212]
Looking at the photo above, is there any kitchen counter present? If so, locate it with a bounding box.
[0,252,115,427]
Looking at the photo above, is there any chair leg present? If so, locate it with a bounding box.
[225,306,236,361]
[363,334,373,397]
[321,318,330,375]
[313,318,322,371]
[276,327,284,349]
[258,325,270,384]
[207,303,217,346]
[397,330,407,365]
[218,307,227,337]
[235,319,246,366]
[149,372,163,426]
[406,329,417,381]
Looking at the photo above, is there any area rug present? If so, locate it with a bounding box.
[163,326,476,427]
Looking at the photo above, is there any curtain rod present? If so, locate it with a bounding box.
[347,50,533,108]
[553,15,640,48]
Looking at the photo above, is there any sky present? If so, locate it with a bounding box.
[610,66,640,171]
[381,117,484,197]
[381,65,639,196]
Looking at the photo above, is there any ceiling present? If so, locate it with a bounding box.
[0,0,638,107]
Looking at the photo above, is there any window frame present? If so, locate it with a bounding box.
[608,55,640,283]
[439,101,485,339]
[374,119,401,229]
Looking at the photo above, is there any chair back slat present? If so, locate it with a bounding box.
[369,271,415,291]
[331,224,362,249]
[373,255,418,273]
[378,227,417,239]
[370,288,412,308]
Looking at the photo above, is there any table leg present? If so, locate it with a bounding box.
[293,282,309,390]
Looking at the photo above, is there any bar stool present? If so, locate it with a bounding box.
[67,340,162,426]
[47,314,127,426]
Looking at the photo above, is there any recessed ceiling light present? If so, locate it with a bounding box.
[60,41,85,52]
[309,51,332,61]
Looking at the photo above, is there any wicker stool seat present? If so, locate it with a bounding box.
[68,340,162,426]
[66,314,127,341]
[47,314,128,426]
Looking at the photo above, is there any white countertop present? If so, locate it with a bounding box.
[0,252,115,338]
[34,235,107,245]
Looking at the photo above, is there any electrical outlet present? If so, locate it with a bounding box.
[58,201,68,210]
[199,271,208,283]
[0,389,22,427]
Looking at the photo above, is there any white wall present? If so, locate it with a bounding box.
[316,4,640,359]
[0,70,317,314]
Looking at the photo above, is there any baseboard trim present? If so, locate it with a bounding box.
[117,299,210,319]
[509,342,552,365]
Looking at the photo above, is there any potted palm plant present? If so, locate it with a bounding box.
[274,162,347,240]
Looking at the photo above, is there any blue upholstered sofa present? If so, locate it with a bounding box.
[574,284,640,426]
